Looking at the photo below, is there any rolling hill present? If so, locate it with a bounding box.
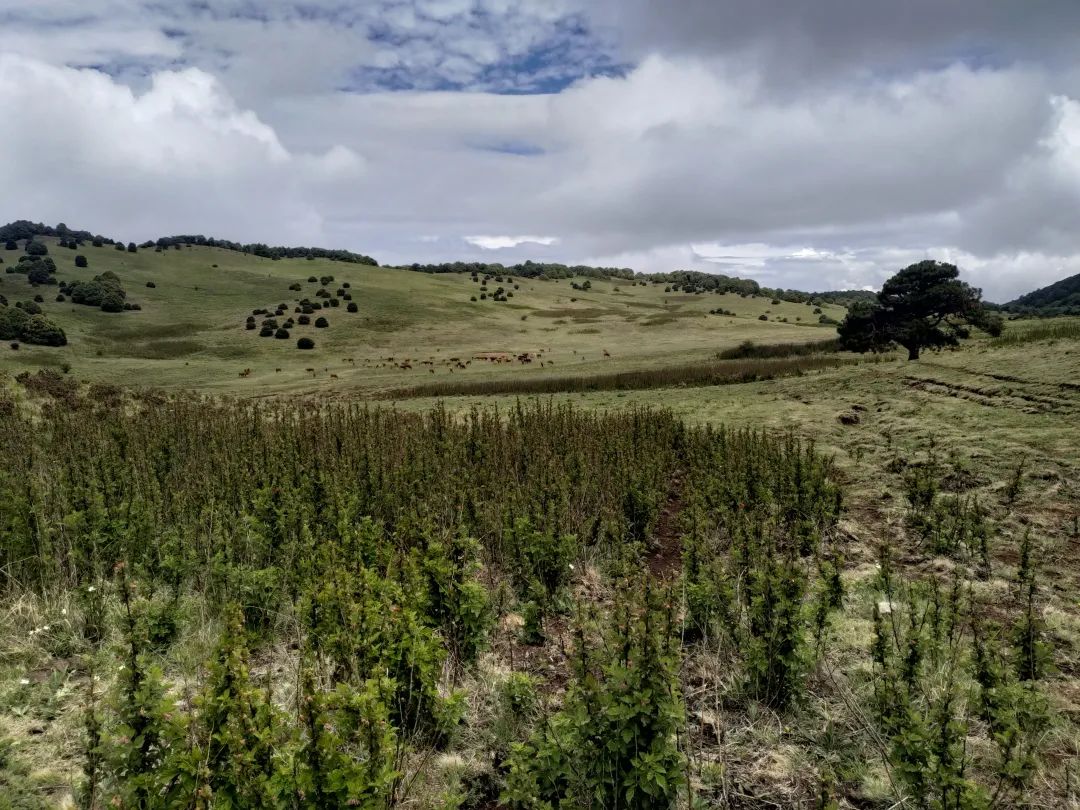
[1004,270,1080,315]
[0,229,848,395]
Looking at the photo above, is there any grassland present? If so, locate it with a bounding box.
[2,237,1079,807]
[0,237,846,395]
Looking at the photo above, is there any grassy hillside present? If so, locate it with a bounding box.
[0,237,846,394]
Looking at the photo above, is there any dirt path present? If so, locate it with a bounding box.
[648,469,685,580]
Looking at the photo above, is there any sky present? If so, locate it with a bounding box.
[1,1,1079,300]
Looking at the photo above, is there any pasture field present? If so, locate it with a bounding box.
[1,243,1078,808]
[0,237,845,394]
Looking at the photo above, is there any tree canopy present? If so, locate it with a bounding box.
[838,260,1002,360]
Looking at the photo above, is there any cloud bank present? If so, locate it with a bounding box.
[1,1,1078,300]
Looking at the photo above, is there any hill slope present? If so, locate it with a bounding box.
[1005,271,1080,315]
[0,236,847,394]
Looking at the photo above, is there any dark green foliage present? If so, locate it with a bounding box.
[126,242,137,253]
[259,326,273,337]
[75,254,88,268]
[314,316,328,328]
[25,240,48,256]
[274,328,290,339]
[347,302,359,312]
[21,315,67,346]
[839,261,1002,360]
[504,581,684,809]
[69,272,128,313]
[4,239,16,250]
[297,337,315,349]
[1003,269,1080,315]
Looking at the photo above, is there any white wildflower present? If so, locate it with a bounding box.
[87,586,96,593]
[19,678,30,686]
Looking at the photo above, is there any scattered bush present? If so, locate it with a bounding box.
[347,302,358,313]
[298,315,311,325]
[297,337,315,350]
[274,328,290,339]
[314,317,329,328]
[75,255,88,268]
[25,240,48,256]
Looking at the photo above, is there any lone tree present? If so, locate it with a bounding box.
[838,260,1002,360]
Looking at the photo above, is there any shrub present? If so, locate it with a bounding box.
[246,322,256,330]
[298,315,311,325]
[21,314,67,346]
[328,298,339,307]
[347,302,358,313]
[289,283,302,291]
[25,241,48,256]
[56,294,66,302]
[27,266,52,285]
[342,282,351,288]
[93,238,103,247]
[18,300,42,315]
[297,337,315,350]
[127,242,137,253]
[259,327,273,337]
[69,272,128,312]
[274,328,290,339]
[4,240,17,250]
[307,276,317,283]
[75,255,88,268]
[314,317,329,328]
[33,294,44,303]
[758,314,768,321]
[115,243,126,251]
[9,342,17,350]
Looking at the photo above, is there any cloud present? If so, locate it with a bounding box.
[0,54,362,244]
[2,2,1080,300]
[465,235,559,250]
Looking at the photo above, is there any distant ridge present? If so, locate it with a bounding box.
[0,219,871,304]
[1004,271,1080,316]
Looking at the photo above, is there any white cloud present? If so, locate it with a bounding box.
[465,235,559,250]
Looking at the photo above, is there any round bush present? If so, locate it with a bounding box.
[246,322,257,330]
[347,302,358,313]
[25,241,48,256]
[758,314,768,321]
[10,342,18,350]
[274,328,290,339]
[298,315,311,325]
[328,298,339,307]
[307,276,318,283]
[146,281,156,288]
[259,326,274,337]
[297,337,315,350]
[342,282,351,288]
[314,317,329,328]
[75,255,88,268]
[56,294,66,302]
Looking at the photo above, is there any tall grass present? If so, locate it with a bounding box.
[716,337,839,359]
[382,354,856,399]
[991,317,1080,347]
